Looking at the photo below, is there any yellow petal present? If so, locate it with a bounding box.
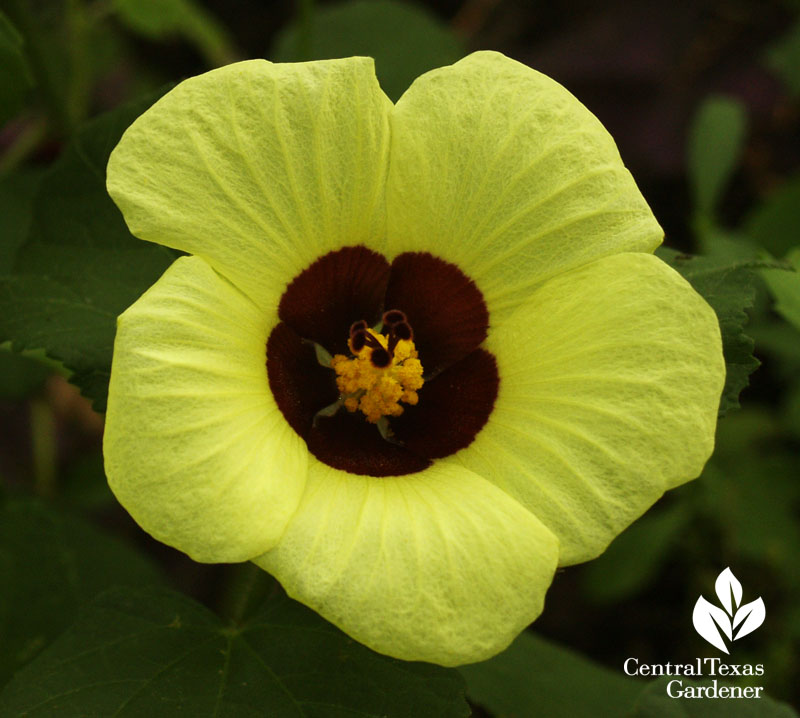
[386,51,663,322]
[254,459,558,666]
[107,57,392,315]
[455,253,724,565]
[104,256,307,563]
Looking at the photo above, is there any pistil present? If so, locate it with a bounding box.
[331,311,425,423]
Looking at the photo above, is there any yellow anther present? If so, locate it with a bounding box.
[332,329,424,423]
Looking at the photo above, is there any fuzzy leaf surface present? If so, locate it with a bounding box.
[0,586,469,718]
[0,93,175,411]
[0,497,162,688]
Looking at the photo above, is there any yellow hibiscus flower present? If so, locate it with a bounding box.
[103,51,725,666]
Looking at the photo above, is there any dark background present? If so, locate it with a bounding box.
[1,0,798,709]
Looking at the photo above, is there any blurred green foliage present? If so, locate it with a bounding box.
[112,0,236,66]
[461,631,642,717]
[762,250,800,332]
[765,19,800,97]
[578,56,800,709]
[0,92,176,410]
[462,630,797,717]
[273,0,464,101]
[688,96,748,220]
[0,10,32,126]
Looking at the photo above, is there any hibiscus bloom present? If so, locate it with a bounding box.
[104,52,724,666]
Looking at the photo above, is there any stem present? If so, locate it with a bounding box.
[30,396,57,499]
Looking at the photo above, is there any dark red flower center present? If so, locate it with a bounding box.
[266,246,498,476]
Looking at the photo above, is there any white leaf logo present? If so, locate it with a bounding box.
[733,598,766,640]
[693,596,732,654]
[715,567,742,615]
[693,567,765,653]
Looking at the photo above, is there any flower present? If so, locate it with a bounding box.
[103,52,725,666]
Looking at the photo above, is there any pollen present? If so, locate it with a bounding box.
[331,315,424,424]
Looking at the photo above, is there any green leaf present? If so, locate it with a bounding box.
[0,497,162,688]
[60,451,117,511]
[694,221,760,264]
[0,93,176,412]
[0,172,51,399]
[460,631,642,718]
[784,381,800,440]
[0,585,469,718]
[628,677,799,717]
[749,320,800,379]
[0,169,41,274]
[272,0,464,101]
[0,10,32,125]
[111,0,235,66]
[0,343,50,398]
[696,408,800,587]
[743,173,800,257]
[762,248,800,331]
[460,631,799,718]
[687,96,748,216]
[581,503,690,603]
[0,0,77,133]
[765,19,800,96]
[657,248,778,415]
[703,459,800,589]
[0,276,111,401]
